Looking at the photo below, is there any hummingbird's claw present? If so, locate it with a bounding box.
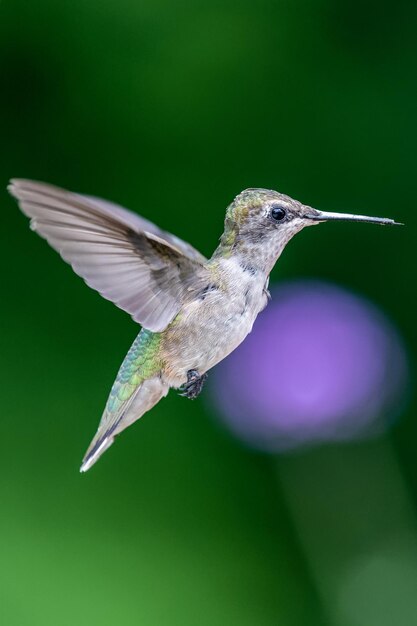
[179,369,208,399]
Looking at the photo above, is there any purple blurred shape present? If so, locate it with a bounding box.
[211,281,408,452]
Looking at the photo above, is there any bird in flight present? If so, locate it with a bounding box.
[9,180,400,471]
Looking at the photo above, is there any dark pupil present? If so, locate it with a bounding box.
[271,206,286,221]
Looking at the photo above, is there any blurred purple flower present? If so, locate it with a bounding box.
[210,280,409,453]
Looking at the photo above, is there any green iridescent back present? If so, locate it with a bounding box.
[106,329,162,415]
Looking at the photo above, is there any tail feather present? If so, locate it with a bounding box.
[80,377,168,472]
[80,329,166,472]
[80,436,114,473]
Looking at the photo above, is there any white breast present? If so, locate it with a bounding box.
[167,258,268,381]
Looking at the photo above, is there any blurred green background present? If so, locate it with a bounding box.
[0,1,416,625]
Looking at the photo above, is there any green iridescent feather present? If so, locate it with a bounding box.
[106,329,162,415]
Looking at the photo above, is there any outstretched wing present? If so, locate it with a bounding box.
[9,179,208,332]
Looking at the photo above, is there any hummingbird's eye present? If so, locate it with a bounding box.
[271,206,287,222]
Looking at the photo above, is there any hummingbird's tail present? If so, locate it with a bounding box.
[80,330,169,472]
[80,377,168,472]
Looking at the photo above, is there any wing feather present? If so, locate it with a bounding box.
[9,179,208,332]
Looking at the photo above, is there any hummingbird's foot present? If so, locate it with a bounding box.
[179,369,208,400]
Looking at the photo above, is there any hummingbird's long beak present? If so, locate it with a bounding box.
[305,209,403,226]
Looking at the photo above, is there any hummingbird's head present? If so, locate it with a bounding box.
[217,188,401,271]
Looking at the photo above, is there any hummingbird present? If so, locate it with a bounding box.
[8,179,401,472]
